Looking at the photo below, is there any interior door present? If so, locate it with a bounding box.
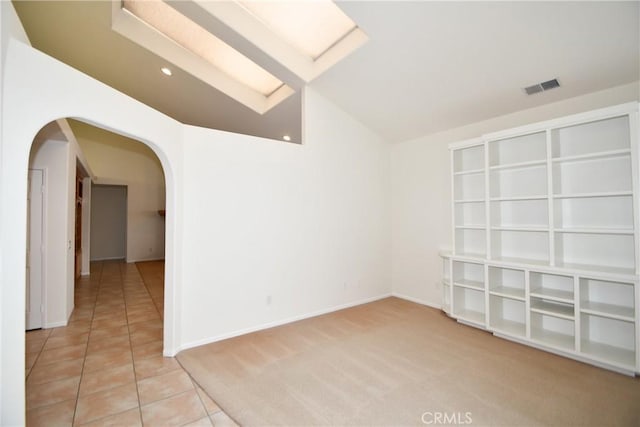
[26,169,44,330]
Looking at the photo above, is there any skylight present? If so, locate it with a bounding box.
[123,0,283,96]
[237,0,358,60]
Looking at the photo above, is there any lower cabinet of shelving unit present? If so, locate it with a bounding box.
[489,295,526,337]
[452,286,485,325]
[580,313,636,369]
[530,312,576,352]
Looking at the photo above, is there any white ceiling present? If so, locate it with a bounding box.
[13,1,640,144]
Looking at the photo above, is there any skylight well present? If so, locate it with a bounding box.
[237,0,358,60]
[112,0,366,114]
[122,0,283,96]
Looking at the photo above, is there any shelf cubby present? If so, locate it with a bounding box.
[531,312,575,351]
[580,313,635,368]
[489,131,546,167]
[455,228,486,258]
[491,230,549,264]
[554,232,636,273]
[453,286,485,325]
[453,144,484,173]
[488,266,525,300]
[490,165,547,199]
[554,194,634,231]
[490,198,548,230]
[452,261,484,289]
[580,278,635,321]
[489,295,526,337]
[530,272,574,302]
[455,201,485,228]
[551,115,630,159]
[454,172,485,201]
[552,155,632,196]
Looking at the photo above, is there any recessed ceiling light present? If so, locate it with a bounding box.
[282,135,291,142]
[161,67,172,76]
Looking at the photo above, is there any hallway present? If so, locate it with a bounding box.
[25,260,236,426]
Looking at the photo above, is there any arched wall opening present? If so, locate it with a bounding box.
[25,118,168,335]
[2,39,184,424]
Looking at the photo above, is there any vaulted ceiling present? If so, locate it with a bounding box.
[12,1,640,144]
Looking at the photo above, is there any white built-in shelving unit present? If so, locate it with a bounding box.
[441,102,640,375]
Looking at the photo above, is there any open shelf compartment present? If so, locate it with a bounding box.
[453,144,484,174]
[554,233,636,274]
[488,266,525,300]
[452,261,484,289]
[489,295,525,337]
[553,195,634,231]
[531,312,575,351]
[530,272,574,302]
[580,278,635,321]
[490,165,547,199]
[491,198,548,230]
[551,115,630,159]
[455,201,485,228]
[580,312,636,368]
[453,286,485,325]
[488,131,546,167]
[491,230,549,264]
[455,228,486,258]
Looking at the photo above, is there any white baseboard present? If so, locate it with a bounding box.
[391,292,441,310]
[91,256,126,261]
[174,293,393,354]
[127,257,165,263]
[43,320,67,329]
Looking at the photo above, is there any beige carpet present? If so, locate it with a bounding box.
[177,298,640,426]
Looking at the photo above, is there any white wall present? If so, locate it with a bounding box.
[76,127,166,262]
[179,88,391,348]
[390,82,640,308]
[27,120,93,328]
[29,138,72,327]
[0,2,31,421]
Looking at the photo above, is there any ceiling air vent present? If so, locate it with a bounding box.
[524,78,560,95]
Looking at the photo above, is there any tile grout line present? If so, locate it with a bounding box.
[121,262,145,427]
[71,260,102,426]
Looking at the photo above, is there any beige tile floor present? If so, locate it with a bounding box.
[25,260,237,426]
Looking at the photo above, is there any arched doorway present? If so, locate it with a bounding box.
[2,37,183,425]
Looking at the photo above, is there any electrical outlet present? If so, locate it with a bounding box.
[266,295,272,306]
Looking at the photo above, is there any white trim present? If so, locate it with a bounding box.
[494,332,637,377]
[448,137,484,150]
[391,292,441,310]
[172,293,392,355]
[90,256,126,262]
[43,320,67,329]
[127,257,166,263]
[483,102,638,142]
